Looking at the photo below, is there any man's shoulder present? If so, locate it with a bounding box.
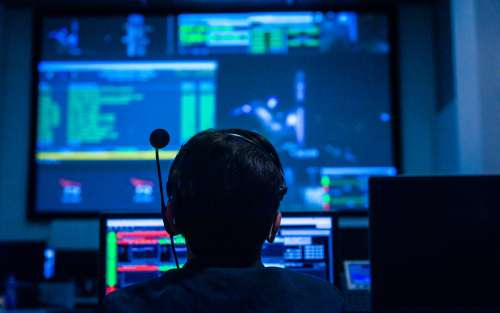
[265,267,340,293]
[103,281,149,313]
[103,267,343,313]
[271,268,343,311]
[103,272,178,313]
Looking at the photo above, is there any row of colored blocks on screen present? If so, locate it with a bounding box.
[321,175,367,210]
[117,264,179,272]
[321,176,332,210]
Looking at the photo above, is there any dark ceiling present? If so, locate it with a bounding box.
[4,0,435,10]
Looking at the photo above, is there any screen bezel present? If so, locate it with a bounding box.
[98,210,336,303]
[28,5,401,219]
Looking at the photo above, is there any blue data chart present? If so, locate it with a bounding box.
[37,61,217,161]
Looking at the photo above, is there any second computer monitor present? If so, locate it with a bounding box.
[370,176,500,312]
[100,212,334,297]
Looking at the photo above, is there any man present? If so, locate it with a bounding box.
[104,129,343,313]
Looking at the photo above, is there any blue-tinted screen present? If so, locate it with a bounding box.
[35,12,396,213]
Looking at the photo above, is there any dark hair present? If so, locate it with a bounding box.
[166,128,287,264]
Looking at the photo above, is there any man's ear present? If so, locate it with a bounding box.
[267,211,282,243]
[165,202,180,236]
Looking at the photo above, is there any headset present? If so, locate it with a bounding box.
[151,129,288,269]
[221,131,288,201]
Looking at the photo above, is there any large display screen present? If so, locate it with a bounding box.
[33,11,397,215]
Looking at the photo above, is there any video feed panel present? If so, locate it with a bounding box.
[41,15,175,60]
[214,53,395,211]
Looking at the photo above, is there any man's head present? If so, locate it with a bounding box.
[166,128,287,265]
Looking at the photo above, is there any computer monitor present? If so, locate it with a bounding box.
[32,10,397,216]
[100,212,334,298]
[344,260,370,291]
[370,176,500,312]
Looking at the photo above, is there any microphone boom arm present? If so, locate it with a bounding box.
[151,129,180,269]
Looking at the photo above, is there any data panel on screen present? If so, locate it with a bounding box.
[35,11,396,214]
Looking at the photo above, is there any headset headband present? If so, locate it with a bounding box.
[168,131,288,201]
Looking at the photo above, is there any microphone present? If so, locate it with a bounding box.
[149,128,179,269]
[150,128,170,149]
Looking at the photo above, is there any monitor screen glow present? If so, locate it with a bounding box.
[34,11,397,215]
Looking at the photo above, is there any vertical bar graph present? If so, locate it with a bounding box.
[199,82,215,130]
[180,82,197,142]
[106,231,118,289]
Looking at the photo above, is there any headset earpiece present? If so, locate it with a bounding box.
[162,200,173,235]
[225,132,288,201]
